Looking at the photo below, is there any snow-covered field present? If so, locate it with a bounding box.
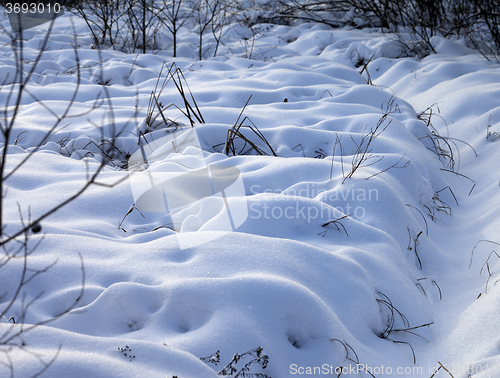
[1,8,500,378]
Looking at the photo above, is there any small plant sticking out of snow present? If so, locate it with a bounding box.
[486,115,500,141]
[417,103,477,173]
[341,96,404,183]
[201,347,271,377]
[118,345,135,361]
[200,350,221,365]
[422,186,458,223]
[321,214,351,236]
[329,338,376,378]
[469,239,500,298]
[376,291,434,364]
[142,62,205,132]
[220,96,277,157]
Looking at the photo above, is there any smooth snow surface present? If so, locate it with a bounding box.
[1,10,500,378]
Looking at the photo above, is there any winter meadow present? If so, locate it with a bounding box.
[0,1,500,377]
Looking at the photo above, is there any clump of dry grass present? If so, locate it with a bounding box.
[468,239,500,297]
[203,346,270,377]
[422,186,458,223]
[341,96,406,183]
[329,338,376,378]
[417,103,477,172]
[142,62,205,136]
[54,134,131,169]
[486,114,500,141]
[376,291,433,364]
[321,214,351,236]
[218,95,277,157]
[356,47,380,85]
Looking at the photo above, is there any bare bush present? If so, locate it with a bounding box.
[191,0,224,60]
[272,0,500,58]
[156,0,195,57]
[69,0,131,48]
[0,16,126,377]
[125,0,163,53]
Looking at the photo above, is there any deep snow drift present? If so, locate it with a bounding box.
[1,9,500,378]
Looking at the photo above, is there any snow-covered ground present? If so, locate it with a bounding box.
[1,8,500,378]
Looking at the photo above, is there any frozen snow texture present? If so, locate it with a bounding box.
[1,9,499,378]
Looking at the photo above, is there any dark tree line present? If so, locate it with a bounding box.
[4,0,498,58]
[276,0,500,58]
